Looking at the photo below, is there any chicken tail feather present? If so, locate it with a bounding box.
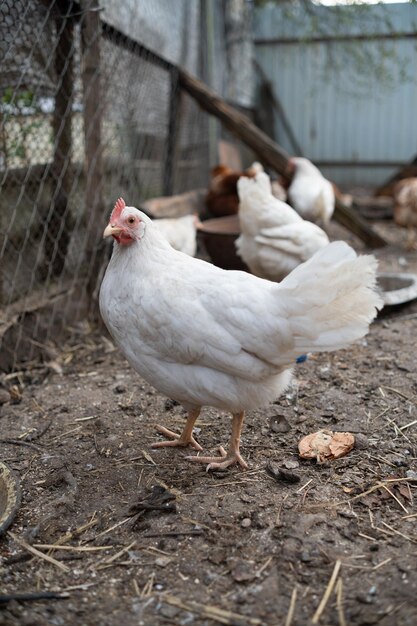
[278,241,383,356]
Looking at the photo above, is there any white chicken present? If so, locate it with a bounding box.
[153,214,199,257]
[236,172,329,282]
[287,157,335,224]
[100,198,382,471]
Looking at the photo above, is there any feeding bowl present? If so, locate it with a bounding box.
[197,214,248,271]
[0,461,21,535]
[377,272,417,307]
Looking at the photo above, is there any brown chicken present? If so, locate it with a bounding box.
[206,164,257,218]
[205,163,279,218]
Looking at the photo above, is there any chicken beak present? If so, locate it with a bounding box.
[103,224,123,239]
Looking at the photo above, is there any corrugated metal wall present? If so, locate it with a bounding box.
[254,2,417,188]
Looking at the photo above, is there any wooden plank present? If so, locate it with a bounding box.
[178,68,291,173]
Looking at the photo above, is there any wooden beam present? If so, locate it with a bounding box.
[333,199,386,247]
[178,68,291,173]
[178,68,387,248]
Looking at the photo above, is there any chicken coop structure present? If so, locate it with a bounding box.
[1,0,415,372]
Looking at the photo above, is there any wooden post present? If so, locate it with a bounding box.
[45,6,74,278]
[163,68,182,196]
[81,0,105,303]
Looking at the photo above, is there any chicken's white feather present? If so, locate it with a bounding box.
[153,214,197,256]
[288,157,335,224]
[236,172,329,281]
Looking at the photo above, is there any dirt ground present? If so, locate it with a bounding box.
[1,219,417,626]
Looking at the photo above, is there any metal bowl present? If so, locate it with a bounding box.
[197,215,248,271]
[377,272,417,307]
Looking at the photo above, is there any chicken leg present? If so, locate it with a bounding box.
[186,411,248,470]
[152,407,203,451]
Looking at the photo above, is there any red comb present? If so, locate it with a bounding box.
[110,197,126,222]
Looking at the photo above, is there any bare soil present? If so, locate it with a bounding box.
[1,220,417,626]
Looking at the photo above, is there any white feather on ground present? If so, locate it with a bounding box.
[236,171,329,281]
[288,157,335,224]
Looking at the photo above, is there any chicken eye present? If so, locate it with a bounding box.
[128,217,135,224]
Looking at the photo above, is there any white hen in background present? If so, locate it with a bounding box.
[288,157,335,224]
[236,172,330,282]
[100,198,382,471]
[153,214,199,257]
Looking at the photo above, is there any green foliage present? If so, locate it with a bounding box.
[2,88,38,110]
[1,88,43,165]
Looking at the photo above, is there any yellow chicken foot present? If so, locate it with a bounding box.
[186,411,249,470]
[152,408,203,451]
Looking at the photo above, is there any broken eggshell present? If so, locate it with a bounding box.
[298,429,355,463]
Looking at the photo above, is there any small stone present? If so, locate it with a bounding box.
[159,605,180,619]
[300,551,312,563]
[318,367,331,380]
[356,592,374,605]
[155,556,172,568]
[241,517,251,528]
[269,414,291,433]
[406,469,417,480]
[208,548,227,565]
[228,558,256,582]
[164,398,180,411]
[354,433,369,450]
[282,459,299,470]
[266,462,301,483]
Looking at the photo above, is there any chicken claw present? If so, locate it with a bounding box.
[186,446,249,471]
[152,424,203,451]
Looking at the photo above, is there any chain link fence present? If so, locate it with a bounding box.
[0,0,212,371]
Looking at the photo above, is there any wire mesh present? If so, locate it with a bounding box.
[0,0,212,372]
